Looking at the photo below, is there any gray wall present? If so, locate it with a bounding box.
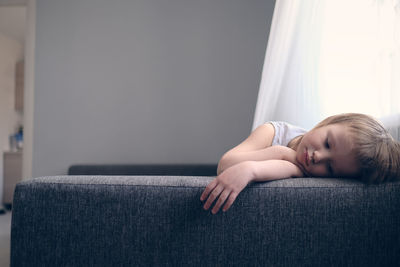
[33,0,275,176]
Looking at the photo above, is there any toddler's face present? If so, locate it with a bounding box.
[296,124,360,177]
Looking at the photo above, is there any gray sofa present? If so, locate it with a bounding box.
[11,176,400,266]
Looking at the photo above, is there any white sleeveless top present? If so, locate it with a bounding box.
[268,121,307,147]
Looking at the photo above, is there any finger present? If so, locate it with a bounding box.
[200,179,218,201]
[211,190,231,214]
[222,192,239,212]
[203,185,224,210]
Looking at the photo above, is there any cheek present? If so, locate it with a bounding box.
[309,165,328,177]
[295,150,302,163]
[297,138,307,151]
[300,134,313,147]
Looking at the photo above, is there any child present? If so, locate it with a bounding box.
[200,113,400,214]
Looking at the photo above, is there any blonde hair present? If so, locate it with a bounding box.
[290,113,400,183]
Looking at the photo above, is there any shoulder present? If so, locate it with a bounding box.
[250,123,275,148]
[227,123,275,153]
[246,122,275,148]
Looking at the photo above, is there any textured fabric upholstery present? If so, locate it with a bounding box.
[11,176,400,267]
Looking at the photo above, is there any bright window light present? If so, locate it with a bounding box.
[318,0,399,119]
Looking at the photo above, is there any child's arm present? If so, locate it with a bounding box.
[201,159,303,214]
[218,145,296,174]
[217,123,278,174]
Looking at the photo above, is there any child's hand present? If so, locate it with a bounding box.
[200,161,254,214]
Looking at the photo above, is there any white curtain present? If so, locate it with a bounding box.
[253,0,400,130]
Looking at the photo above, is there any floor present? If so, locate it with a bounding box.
[0,211,11,267]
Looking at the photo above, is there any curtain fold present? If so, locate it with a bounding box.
[252,0,325,130]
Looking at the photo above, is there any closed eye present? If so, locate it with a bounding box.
[325,138,330,149]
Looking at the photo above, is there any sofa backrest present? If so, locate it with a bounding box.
[11,176,400,266]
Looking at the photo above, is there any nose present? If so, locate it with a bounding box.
[312,150,329,164]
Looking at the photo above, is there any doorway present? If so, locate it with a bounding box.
[0,2,27,209]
